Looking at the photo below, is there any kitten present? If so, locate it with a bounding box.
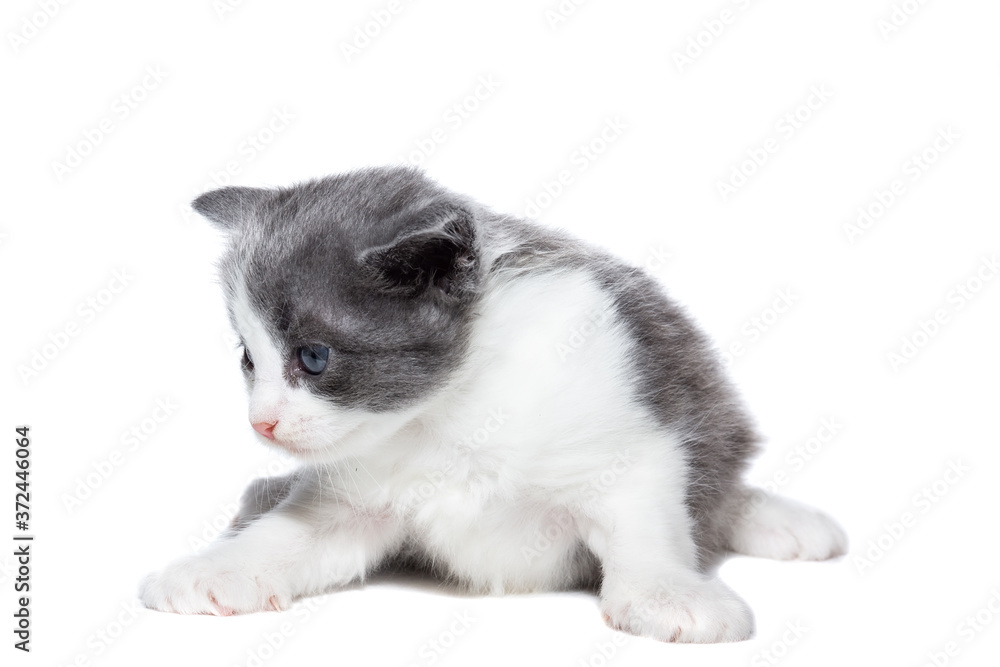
[139,166,846,643]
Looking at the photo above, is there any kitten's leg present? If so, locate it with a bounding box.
[584,475,755,643]
[140,475,403,615]
[229,471,299,531]
[724,486,848,561]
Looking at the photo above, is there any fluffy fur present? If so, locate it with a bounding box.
[140,167,846,643]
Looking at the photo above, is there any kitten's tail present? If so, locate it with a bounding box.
[723,486,848,561]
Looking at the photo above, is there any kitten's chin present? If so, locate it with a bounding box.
[262,438,312,457]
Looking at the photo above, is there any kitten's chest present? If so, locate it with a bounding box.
[395,456,585,592]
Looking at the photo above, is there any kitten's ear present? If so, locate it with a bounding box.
[191,186,272,231]
[361,205,477,297]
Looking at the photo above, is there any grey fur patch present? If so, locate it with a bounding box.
[591,263,760,562]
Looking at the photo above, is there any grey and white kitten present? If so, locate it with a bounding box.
[140,166,846,643]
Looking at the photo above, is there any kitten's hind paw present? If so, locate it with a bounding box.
[728,489,848,561]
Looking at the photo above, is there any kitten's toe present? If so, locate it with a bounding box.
[209,594,235,616]
[601,577,754,643]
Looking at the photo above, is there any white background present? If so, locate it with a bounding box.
[3,1,999,666]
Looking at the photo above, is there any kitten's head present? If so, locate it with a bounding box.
[193,167,481,462]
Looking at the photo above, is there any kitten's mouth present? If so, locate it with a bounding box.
[254,420,366,461]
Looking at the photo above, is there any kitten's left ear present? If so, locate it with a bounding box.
[361,205,477,298]
[192,186,272,231]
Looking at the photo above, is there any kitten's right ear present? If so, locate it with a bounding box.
[191,186,271,231]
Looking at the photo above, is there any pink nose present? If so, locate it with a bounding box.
[252,420,277,439]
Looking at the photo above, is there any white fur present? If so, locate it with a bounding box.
[726,488,848,561]
[140,267,841,641]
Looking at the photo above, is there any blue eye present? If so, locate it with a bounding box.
[297,344,329,375]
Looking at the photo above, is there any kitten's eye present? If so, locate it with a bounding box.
[296,344,329,375]
[242,347,254,372]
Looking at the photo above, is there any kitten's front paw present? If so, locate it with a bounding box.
[601,577,754,643]
[139,556,292,615]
